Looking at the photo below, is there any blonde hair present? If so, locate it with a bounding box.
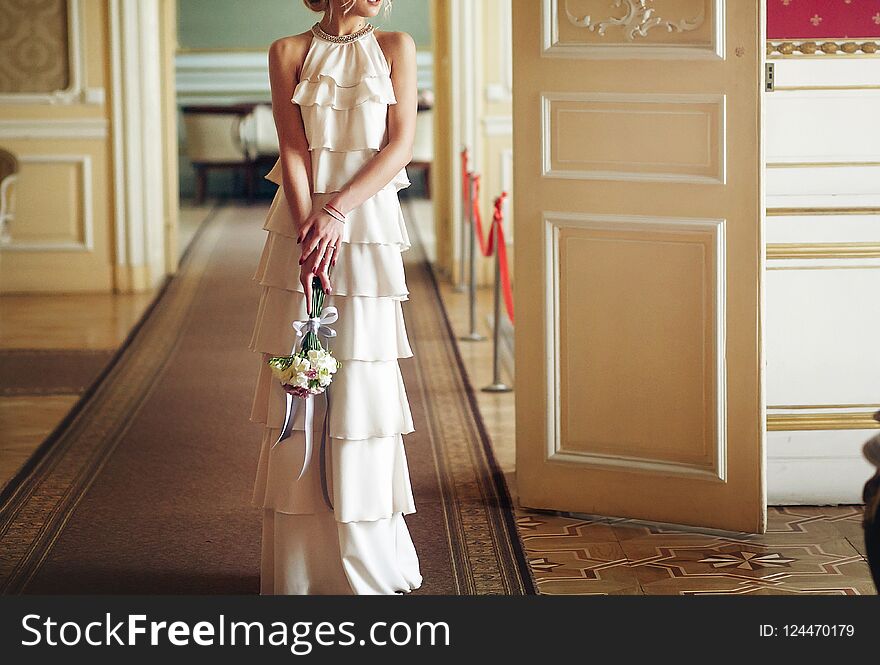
[302,0,393,17]
[302,0,331,11]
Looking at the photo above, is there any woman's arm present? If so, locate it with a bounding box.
[297,31,418,266]
[324,31,418,217]
[268,35,345,312]
[267,35,315,241]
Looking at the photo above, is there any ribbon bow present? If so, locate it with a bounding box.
[292,306,339,340]
[270,305,340,510]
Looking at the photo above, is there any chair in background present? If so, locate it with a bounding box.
[181,104,255,204]
[408,89,434,198]
[0,148,19,246]
[238,103,280,194]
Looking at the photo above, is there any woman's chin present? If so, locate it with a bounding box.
[359,0,383,17]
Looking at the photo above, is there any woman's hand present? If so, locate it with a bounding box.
[298,208,343,313]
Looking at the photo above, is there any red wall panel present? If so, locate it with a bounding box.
[767,0,880,39]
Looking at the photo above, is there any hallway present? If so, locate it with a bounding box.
[0,202,531,595]
[1,199,872,595]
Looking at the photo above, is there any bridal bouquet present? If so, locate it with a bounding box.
[268,348,338,398]
[266,275,341,503]
[267,276,341,396]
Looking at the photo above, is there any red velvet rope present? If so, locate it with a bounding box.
[492,192,515,324]
[468,173,515,324]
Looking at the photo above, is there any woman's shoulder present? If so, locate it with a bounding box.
[268,31,313,62]
[374,30,415,60]
[373,30,416,51]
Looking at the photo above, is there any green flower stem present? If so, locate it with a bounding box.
[302,272,329,353]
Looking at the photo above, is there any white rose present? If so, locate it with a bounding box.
[316,353,337,373]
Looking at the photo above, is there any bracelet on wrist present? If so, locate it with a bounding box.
[325,202,345,218]
[321,204,346,224]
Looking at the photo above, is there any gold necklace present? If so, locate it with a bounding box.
[311,21,373,44]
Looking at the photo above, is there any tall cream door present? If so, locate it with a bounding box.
[513,0,766,533]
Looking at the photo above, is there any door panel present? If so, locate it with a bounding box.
[513,0,766,532]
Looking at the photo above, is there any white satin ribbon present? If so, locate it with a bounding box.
[270,305,339,508]
[292,307,339,341]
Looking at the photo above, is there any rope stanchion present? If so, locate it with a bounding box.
[482,191,514,394]
[458,162,516,388]
[454,147,469,293]
[471,177,514,324]
[491,193,515,325]
[460,170,486,342]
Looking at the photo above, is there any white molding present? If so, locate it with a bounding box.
[449,0,482,271]
[109,0,167,287]
[541,91,727,184]
[1,154,94,252]
[415,50,434,90]
[463,0,480,172]
[486,0,513,102]
[765,267,880,405]
[771,58,880,90]
[542,0,725,60]
[500,148,514,197]
[176,49,434,106]
[500,148,514,243]
[110,0,132,274]
[766,90,880,165]
[0,0,88,105]
[0,118,108,140]
[176,51,272,105]
[481,114,512,136]
[767,430,876,504]
[543,211,728,481]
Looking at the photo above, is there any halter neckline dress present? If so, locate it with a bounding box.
[248,23,421,595]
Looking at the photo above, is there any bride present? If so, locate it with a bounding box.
[247,0,422,594]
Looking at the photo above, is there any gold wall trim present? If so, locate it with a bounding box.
[767,161,880,168]
[769,404,880,411]
[767,207,880,217]
[768,412,880,431]
[774,85,880,91]
[767,265,880,271]
[767,242,880,260]
[767,40,880,57]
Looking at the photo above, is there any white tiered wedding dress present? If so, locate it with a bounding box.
[247,22,422,595]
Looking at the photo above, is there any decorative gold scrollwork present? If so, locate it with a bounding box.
[564,0,705,42]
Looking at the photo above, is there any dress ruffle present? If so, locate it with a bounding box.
[250,353,414,439]
[292,75,397,110]
[252,427,416,522]
[253,229,409,299]
[300,103,390,152]
[265,153,410,195]
[309,149,410,195]
[261,173,411,245]
[249,286,413,361]
[298,35,391,87]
